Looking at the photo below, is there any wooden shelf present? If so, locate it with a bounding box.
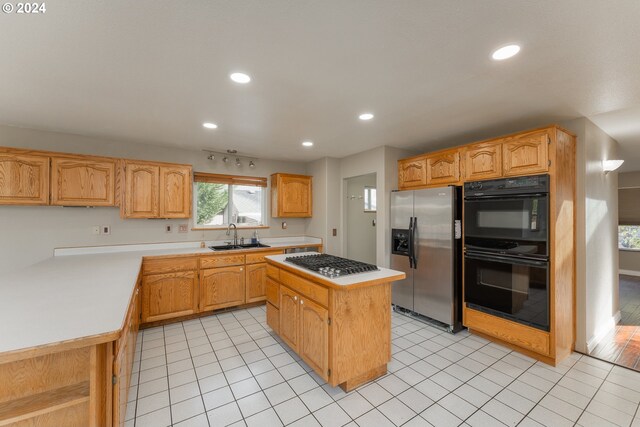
[0,381,89,426]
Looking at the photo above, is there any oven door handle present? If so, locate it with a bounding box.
[465,252,548,267]
[464,193,548,201]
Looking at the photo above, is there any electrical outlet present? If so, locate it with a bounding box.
[91,226,100,235]
[165,224,173,233]
[179,224,188,233]
[282,221,287,230]
[101,225,111,235]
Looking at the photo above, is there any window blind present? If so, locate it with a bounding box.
[193,172,267,187]
[619,188,640,225]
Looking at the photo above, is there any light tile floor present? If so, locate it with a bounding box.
[128,306,640,427]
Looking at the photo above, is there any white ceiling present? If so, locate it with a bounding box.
[1,1,639,165]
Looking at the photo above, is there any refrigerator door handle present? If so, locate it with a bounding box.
[412,217,418,269]
[408,218,414,269]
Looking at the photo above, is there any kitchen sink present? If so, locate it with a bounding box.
[209,243,271,251]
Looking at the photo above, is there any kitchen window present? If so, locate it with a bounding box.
[619,225,640,250]
[193,173,268,229]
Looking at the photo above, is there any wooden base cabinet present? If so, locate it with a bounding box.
[267,261,394,391]
[200,266,245,311]
[142,272,198,323]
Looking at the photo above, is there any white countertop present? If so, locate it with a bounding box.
[265,252,405,287]
[0,237,322,356]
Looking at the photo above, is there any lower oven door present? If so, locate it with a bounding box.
[464,252,549,331]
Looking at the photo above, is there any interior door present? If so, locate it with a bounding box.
[413,187,454,324]
[390,191,414,310]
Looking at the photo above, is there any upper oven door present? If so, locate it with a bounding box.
[464,194,549,257]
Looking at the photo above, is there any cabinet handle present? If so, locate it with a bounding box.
[240,268,243,271]
[300,300,304,305]
[294,296,298,301]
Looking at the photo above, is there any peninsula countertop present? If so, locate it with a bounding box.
[0,237,321,358]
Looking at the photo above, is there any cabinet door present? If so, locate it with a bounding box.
[463,143,502,180]
[124,162,160,218]
[51,157,116,206]
[200,266,245,312]
[246,263,267,303]
[299,297,329,381]
[279,287,300,351]
[273,174,312,217]
[142,271,198,322]
[503,130,550,176]
[426,150,460,186]
[112,345,127,427]
[398,157,427,189]
[0,153,49,205]
[159,165,192,218]
[266,302,280,334]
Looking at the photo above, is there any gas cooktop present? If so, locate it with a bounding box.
[285,254,379,278]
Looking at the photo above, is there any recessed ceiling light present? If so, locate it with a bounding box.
[302,141,314,147]
[492,44,521,60]
[203,122,218,129]
[359,113,374,121]
[230,72,251,84]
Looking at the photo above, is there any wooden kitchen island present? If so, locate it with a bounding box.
[265,253,406,391]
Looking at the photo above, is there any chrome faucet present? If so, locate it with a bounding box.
[226,223,238,246]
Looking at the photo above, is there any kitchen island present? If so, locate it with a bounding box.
[264,253,406,391]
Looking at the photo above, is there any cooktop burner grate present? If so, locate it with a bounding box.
[285,254,379,278]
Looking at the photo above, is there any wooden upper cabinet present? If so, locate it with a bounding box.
[502,130,550,176]
[51,156,116,206]
[159,165,192,218]
[426,150,460,186]
[200,265,245,312]
[463,142,502,181]
[299,297,329,381]
[0,152,49,205]
[398,157,427,189]
[141,271,198,323]
[271,173,312,218]
[122,161,191,219]
[124,162,159,218]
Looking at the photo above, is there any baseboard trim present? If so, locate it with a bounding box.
[586,311,621,354]
[620,269,640,277]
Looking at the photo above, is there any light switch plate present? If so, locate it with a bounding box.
[165,224,173,233]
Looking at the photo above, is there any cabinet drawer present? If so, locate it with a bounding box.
[464,307,550,356]
[266,277,280,307]
[280,270,328,307]
[267,264,280,281]
[266,302,280,334]
[246,250,285,264]
[143,257,198,275]
[200,254,245,269]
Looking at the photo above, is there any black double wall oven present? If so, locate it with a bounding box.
[464,174,550,331]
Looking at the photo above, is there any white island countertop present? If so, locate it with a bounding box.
[0,237,321,358]
[265,252,406,289]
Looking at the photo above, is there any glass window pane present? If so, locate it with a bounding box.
[231,185,263,225]
[619,225,640,249]
[196,182,228,226]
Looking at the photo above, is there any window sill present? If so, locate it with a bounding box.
[192,225,270,231]
[619,247,640,252]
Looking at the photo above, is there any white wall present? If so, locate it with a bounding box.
[307,146,412,267]
[562,117,621,353]
[0,125,309,272]
[345,173,377,264]
[619,171,640,275]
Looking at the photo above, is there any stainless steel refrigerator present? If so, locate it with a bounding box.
[390,186,462,332]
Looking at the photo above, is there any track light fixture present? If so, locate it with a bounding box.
[202,149,258,169]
